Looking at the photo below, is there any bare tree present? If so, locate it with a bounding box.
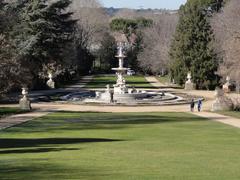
[138,14,178,75]
[212,0,240,90]
[70,0,110,48]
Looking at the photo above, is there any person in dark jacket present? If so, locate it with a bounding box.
[190,99,195,112]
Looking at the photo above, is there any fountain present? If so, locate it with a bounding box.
[85,43,148,103]
[60,42,195,106]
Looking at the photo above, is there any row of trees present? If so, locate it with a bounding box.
[0,0,112,96]
[1,0,238,96]
[212,0,240,91]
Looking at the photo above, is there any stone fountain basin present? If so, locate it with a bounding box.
[58,90,187,105]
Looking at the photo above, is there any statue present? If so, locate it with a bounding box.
[185,72,195,90]
[47,72,55,89]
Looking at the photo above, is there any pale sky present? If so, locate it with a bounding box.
[100,0,187,10]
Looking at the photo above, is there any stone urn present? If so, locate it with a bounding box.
[211,88,233,111]
[47,73,55,89]
[185,72,195,90]
[19,87,31,110]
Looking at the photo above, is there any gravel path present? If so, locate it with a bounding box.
[0,111,49,130]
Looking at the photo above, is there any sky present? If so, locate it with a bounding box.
[100,0,187,10]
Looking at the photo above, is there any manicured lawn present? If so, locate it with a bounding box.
[219,111,240,119]
[1,112,240,179]
[86,75,153,89]
[0,107,25,118]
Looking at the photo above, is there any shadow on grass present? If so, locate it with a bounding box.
[0,147,79,154]
[0,138,122,149]
[0,161,117,179]
[3,112,208,133]
[1,112,210,138]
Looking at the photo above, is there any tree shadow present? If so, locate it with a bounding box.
[0,138,123,149]
[0,147,79,154]
[4,112,209,133]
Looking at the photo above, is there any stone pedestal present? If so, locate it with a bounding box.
[185,82,195,90]
[211,88,233,111]
[19,97,31,110]
[19,88,31,110]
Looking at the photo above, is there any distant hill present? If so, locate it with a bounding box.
[104,7,178,17]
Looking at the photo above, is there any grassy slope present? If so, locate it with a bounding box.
[85,75,153,89]
[1,112,240,179]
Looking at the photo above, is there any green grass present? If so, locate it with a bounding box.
[1,112,240,179]
[218,111,240,119]
[0,107,25,118]
[85,75,153,89]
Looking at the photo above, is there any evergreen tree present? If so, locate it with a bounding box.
[14,0,76,87]
[169,0,223,89]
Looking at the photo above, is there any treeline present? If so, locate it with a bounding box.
[1,0,239,96]
[0,0,113,95]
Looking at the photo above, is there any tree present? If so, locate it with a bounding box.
[169,0,222,89]
[0,1,30,96]
[69,0,110,74]
[13,0,76,87]
[138,14,178,75]
[110,17,153,39]
[212,0,240,91]
[110,17,153,71]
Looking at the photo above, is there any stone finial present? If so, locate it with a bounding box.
[47,72,55,89]
[185,72,195,90]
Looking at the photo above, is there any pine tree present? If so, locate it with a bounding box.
[44,0,76,63]
[13,0,76,87]
[169,0,223,89]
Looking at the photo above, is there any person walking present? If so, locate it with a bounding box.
[197,99,202,112]
[190,99,195,112]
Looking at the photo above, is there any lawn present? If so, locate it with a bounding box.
[0,107,25,118]
[1,112,240,179]
[85,75,153,89]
